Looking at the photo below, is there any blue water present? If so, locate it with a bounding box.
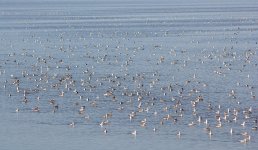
[0,0,258,149]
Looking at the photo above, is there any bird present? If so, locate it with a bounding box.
[104,128,107,134]
[32,106,40,112]
[79,106,85,114]
[177,131,181,138]
[99,120,109,127]
[230,128,233,135]
[69,122,75,128]
[252,126,257,130]
[216,122,222,128]
[188,121,195,127]
[131,130,137,136]
[153,128,157,132]
[241,121,245,127]
[59,91,64,97]
[53,105,58,113]
[208,130,212,136]
[204,119,208,125]
[197,116,202,123]
[240,138,247,144]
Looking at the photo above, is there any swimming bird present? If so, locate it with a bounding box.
[208,130,212,136]
[131,130,137,136]
[104,91,113,96]
[241,121,245,127]
[188,121,195,127]
[177,131,181,138]
[79,106,86,114]
[233,116,237,122]
[59,91,64,97]
[197,116,202,123]
[153,128,157,132]
[22,97,29,104]
[204,119,208,125]
[241,131,248,136]
[32,106,40,112]
[99,120,109,127]
[240,138,247,144]
[53,105,58,113]
[69,122,75,128]
[140,118,147,127]
[216,121,222,128]
[240,133,251,144]
[103,112,112,119]
[252,126,257,130]
[49,99,55,105]
[104,128,107,134]
[84,114,90,120]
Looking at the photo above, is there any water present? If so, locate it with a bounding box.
[0,0,258,149]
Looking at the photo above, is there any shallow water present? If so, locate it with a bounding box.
[0,0,258,149]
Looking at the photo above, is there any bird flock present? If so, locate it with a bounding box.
[1,29,257,145]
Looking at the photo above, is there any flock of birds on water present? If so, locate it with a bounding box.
[0,30,257,145]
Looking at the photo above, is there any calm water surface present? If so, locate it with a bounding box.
[0,0,258,150]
